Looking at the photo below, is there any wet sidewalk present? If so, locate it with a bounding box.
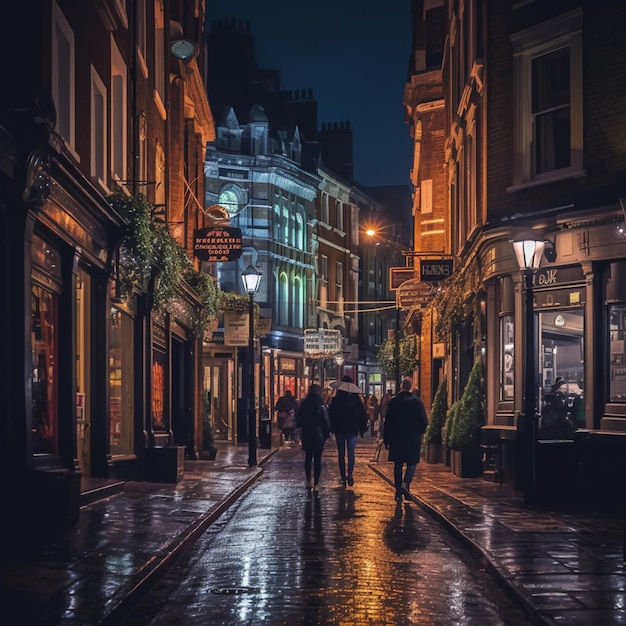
[372,450,625,625]
[0,439,623,625]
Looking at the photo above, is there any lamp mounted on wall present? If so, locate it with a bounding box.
[543,238,557,263]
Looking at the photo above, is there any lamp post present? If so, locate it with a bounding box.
[335,352,345,380]
[395,295,401,393]
[242,264,263,467]
[513,238,545,504]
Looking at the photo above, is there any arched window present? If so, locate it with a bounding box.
[279,272,289,325]
[295,213,304,249]
[293,275,303,329]
[218,184,245,218]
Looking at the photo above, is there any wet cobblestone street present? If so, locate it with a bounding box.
[122,442,532,625]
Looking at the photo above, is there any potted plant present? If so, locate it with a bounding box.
[447,359,485,477]
[424,377,448,464]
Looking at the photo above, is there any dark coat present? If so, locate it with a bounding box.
[383,390,428,464]
[328,391,368,436]
[296,393,331,453]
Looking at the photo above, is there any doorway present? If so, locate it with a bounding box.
[539,309,585,429]
[203,358,233,442]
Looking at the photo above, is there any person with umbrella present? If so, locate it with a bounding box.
[383,377,428,501]
[328,375,368,486]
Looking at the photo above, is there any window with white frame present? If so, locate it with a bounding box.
[52,2,75,151]
[320,255,328,288]
[138,113,147,187]
[510,9,583,187]
[336,200,343,231]
[90,67,107,186]
[136,0,147,77]
[295,213,304,249]
[321,192,329,224]
[155,140,165,207]
[336,261,343,307]
[111,40,127,184]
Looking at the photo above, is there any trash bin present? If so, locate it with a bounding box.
[259,419,272,449]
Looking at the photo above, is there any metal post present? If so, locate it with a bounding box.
[524,268,537,503]
[395,303,401,393]
[248,292,257,467]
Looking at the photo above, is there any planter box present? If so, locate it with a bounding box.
[451,448,482,478]
[144,446,185,483]
[426,441,442,464]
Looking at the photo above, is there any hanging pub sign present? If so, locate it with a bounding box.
[193,227,243,262]
[418,259,453,282]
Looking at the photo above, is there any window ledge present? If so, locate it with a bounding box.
[507,168,587,193]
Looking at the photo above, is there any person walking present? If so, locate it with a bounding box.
[296,384,331,494]
[379,389,393,438]
[276,390,298,444]
[328,375,368,487]
[383,377,428,501]
[366,394,380,437]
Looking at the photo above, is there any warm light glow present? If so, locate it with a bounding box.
[335,353,345,366]
[366,229,376,237]
[512,239,545,270]
[241,265,262,294]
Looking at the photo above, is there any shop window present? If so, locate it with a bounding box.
[500,315,514,401]
[152,346,167,432]
[109,307,134,455]
[31,285,60,455]
[31,235,62,456]
[609,304,626,403]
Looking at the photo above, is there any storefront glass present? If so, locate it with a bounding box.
[31,285,59,454]
[539,309,584,428]
[109,307,134,454]
[609,304,626,403]
[500,315,514,401]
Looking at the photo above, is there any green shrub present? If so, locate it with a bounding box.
[448,359,485,450]
[425,376,448,445]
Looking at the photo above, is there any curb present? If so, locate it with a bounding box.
[368,461,550,626]
[98,449,278,625]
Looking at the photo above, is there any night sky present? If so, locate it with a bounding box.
[205,1,413,187]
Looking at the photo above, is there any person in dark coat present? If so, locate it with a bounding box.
[383,377,428,501]
[296,384,331,494]
[276,390,298,443]
[328,375,368,487]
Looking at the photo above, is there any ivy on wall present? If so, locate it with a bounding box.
[431,256,483,343]
[110,193,221,337]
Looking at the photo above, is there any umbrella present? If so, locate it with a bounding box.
[331,380,361,394]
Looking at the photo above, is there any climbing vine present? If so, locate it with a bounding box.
[110,193,221,337]
[431,256,483,343]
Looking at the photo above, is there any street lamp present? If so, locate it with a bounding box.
[335,352,345,380]
[395,295,401,393]
[242,264,263,467]
[512,238,545,504]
